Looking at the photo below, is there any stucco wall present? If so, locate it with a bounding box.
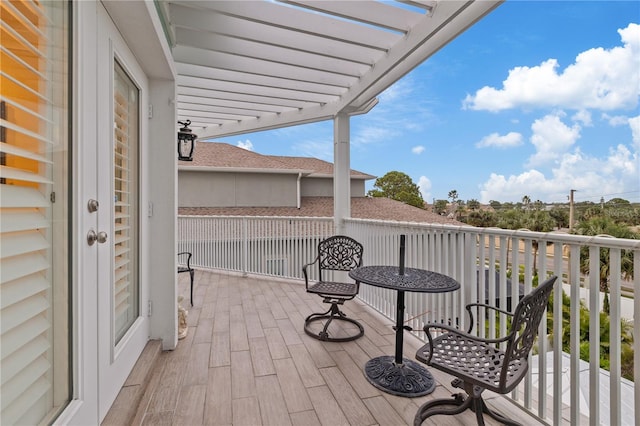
[300,177,366,197]
[179,171,298,207]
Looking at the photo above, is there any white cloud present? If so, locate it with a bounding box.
[476,132,523,148]
[412,145,426,154]
[571,110,592,127]
[603,113,631,127]
[464,23,640,112]
[293,139,333,161]
[526,114,580,167]
[237,139,253,150]
[352,126,398,147]
[479,170,557,203]
[418,176,432,202]
[380,78,415,103]
[479,144,638,204]
[351,75,439,149]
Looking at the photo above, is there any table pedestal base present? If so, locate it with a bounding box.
[364,355,435,397]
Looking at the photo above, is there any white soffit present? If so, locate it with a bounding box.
[159,0,503,138]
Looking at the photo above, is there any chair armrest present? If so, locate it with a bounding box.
[421,322,511,364]
[302,256,319,290]
[465,303,513,333]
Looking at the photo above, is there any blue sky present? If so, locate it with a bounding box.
[213,1,640,205]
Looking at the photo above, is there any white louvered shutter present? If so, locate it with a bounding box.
[113,62,139,343]
[0,0,70,424]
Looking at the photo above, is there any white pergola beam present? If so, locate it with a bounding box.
[173,46,357,88]
[282,0,423,33]
[176,63,348,96]
[169,4,386,64]
[180,1,399,49]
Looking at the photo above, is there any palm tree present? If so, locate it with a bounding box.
[523,210,556,274]
[448,190,458,218]
[576,217,637,313]
[547,289,635,380]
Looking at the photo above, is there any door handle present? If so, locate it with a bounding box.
[87,229,108,246]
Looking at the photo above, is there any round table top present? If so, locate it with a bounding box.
[349,265,460,293]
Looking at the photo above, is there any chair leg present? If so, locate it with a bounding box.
[414,380,522,426]
[189,270,194,306]
[304,303,364,342]
[413,393,470,426]
[479,398,522,426]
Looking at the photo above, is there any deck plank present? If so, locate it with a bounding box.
[319,366,376,426]
[173,384,206,425]
[273,357,314,413]
[255,374,293,426]
[288,343,325,388]
[249,337,276,376]
[307,385,350,426]
[204,366,232,425]
[263,327,291,360]
[183,342,211,386]
[232,397,261,426]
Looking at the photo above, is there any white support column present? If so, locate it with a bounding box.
[148,78,178,351]
[333,113,351,234]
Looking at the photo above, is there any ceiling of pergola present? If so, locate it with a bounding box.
[157,0,503,139]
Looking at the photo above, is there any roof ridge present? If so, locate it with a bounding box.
[184,142,373,178]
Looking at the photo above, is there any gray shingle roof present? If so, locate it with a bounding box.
[179,142,373,179]
[179,196,463,225]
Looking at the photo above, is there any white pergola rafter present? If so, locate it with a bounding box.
[159,0,503,139]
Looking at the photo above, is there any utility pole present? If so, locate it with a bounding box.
[569,189,576,232]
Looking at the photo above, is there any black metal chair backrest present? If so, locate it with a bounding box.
[177,251,192,271]
[500,275,557,390]
[315,235,363,281]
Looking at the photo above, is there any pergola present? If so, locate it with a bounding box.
[157,0,504,230]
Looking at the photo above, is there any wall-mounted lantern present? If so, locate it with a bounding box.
[177,120,197,161]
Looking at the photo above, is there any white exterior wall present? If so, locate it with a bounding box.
[179,171,298,207]
[301,177,367,197]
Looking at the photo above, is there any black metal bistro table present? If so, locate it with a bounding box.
[349,256,459,397]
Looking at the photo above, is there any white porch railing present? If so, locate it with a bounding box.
[178,215,639,426]
[178,215,335,276]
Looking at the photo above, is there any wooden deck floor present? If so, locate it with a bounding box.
[106,269,546,426]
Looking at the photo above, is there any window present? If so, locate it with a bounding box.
[113,61,140,344]
[0,0,70,424]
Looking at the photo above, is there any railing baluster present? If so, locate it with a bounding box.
[569,245,581,425]
[588,245,600,426]
[634,251,640,424]
[609,248,621,426]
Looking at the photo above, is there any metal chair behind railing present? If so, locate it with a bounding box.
[302,235,365,342]
[177,252,195,306]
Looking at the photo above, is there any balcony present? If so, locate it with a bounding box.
[107,269,545,425]
[170,215,638,425]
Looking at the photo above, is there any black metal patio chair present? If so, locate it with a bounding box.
[177,252,195,306]
[302,235,365,342]
[414,275,558,426]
